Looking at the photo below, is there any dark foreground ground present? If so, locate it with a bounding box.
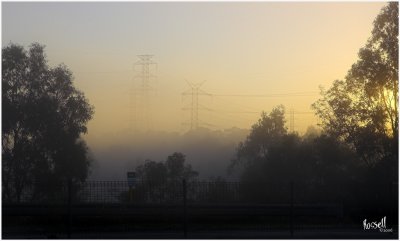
[3,203,398,239]
[3,229,398,239]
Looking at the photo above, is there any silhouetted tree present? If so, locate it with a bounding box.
[311,3,398,220]
[134,159,168,202]
[136,159,168,185]
[136,153,198,183]
[303,125,321,140]
[133,153,198,203]
[231,106,358,203]
[166,152,198,182]
[312,3,398,160]
[2,43,94,202]
[312,3,398,177]
[231,105,287,170]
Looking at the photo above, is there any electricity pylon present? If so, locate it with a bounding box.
[130,55,157,132]
[182,80,211,130]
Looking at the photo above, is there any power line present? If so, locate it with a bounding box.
[208,91,319,97]
[181,80,212,130]
[75,70,131,74]
[292,111,314,114]
[203,108,259,114]
[210,94,261,113]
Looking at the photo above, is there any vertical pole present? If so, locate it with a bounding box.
[67,179,72,239]
[290,180,294,238]
[392,182,397,235]
[183,179,188,238]
[129,186,133,203]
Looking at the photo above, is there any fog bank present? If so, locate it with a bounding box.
[87,127,249,180]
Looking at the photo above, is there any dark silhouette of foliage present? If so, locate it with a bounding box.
[136,159,168,186]
[312,4,398,216]
[2,43,94,202]
[231,106,359,203]
[312,2,398,170]
[125,152,199,203]
[231,105,287,170]
[136,152,198,183]
[166,152,199,182]
[230,3,398,219]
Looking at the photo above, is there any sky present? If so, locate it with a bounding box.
[2,2,386,147]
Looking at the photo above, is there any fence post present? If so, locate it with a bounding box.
[183,179,188,238]
[129,186,133,203]
[392,181,398,235]
[290,180,294,238]
[67,179,72,239]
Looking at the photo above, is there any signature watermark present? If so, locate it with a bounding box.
[363,216,393,233]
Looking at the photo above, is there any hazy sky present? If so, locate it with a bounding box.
[2,2,386,146]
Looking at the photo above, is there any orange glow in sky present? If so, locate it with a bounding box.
[2,2,386,147]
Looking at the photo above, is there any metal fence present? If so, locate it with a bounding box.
[2,180,318,204]
[2,179,397,205]
[2,180,398,239]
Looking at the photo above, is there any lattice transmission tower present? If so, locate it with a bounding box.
[181,80,211,130]
[129,55,157,132]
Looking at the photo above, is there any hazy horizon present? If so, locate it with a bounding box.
[2,2,387,179]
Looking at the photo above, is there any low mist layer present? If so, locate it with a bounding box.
[87,127,249,180]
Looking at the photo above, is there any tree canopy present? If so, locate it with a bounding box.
[2,43,94,201]
[229,106,358,202]
[136,152,198,183]
[227,2,397,214]
[232,105,287,169]
[232,106,354,180]
[312,3,398,171]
